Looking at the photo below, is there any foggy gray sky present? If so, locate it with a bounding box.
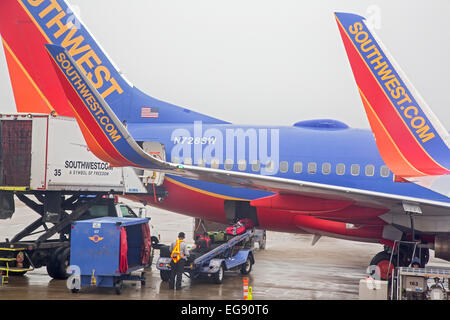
[0,0,449,129]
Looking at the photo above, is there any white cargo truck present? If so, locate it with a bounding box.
[0,114,149,193]
[0,114,167,280]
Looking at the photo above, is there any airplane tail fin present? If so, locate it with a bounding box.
[0,0,226,124]
[45,44,170,170]
[335,12,449,178]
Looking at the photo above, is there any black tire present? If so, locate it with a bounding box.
[160,270,170,282]
[46,247,65,279]
[47,247,70,280]
[115,279,123,295]
[151,236,159,246]
[240,257,253,275]
[369,251,395,281]
[71,288,80,294]
[213,264,225,284]
[141,272,146,286]
[56,247,71,280]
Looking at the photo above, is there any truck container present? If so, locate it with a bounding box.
[0,114,147,193]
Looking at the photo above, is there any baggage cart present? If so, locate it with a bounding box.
[68,217,151,294]
[156,229,255,284]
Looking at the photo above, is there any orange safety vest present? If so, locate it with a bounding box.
[171,239,184,263]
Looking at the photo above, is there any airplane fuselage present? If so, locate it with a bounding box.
[125,120,450,242]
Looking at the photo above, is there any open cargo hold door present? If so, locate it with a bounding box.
[137,142,166,187]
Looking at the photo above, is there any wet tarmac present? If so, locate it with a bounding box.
[0,198,448,300]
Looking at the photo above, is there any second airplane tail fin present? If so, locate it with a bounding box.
[335,12,449,178]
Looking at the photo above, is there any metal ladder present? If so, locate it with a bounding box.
[0,247,34,286]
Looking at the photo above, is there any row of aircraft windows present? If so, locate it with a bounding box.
[173,158,391,177]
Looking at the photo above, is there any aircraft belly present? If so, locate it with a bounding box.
[294,215,383,242]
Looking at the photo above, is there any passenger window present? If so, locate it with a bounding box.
[294,162,302,173]
[197,159,206,167]
[238,160,247,171]
[380,165,390,177]
[265,160,275,173]
[351,164,360,176]
[224,159,234,171]
[184,158,192,165]
[308,162,317,174]
[322,163,331,175]
[211,158,220,169]
[336,163,345,175]
[365,165,375,177]
[280,161,289,173]
[251,160,260,172]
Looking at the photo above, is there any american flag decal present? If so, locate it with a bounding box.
[141,107,159,118]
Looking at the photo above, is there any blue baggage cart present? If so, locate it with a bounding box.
[69,217,151,294]
[157,230,255,284]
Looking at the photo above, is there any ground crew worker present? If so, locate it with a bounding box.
[169,232,190,290]
[411,257,422,268]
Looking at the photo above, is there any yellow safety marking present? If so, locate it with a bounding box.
[0,187,30,191]
[0,248,26,252]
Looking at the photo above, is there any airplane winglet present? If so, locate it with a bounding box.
[45,44,167,170]
[335,12,450,178]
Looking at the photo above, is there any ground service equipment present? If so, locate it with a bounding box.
[157,229,256,284]
[0,114,167,280]
[358,279,389,300]
[69,217,150,294]
[390,267,450,300]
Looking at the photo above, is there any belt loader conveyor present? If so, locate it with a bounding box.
[156,230,256,284]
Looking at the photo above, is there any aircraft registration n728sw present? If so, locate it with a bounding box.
[0,0,449,279]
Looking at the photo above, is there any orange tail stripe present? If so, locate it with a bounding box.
[336,19,447,176]
[358,89,425,177]
[3,40,53,114]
